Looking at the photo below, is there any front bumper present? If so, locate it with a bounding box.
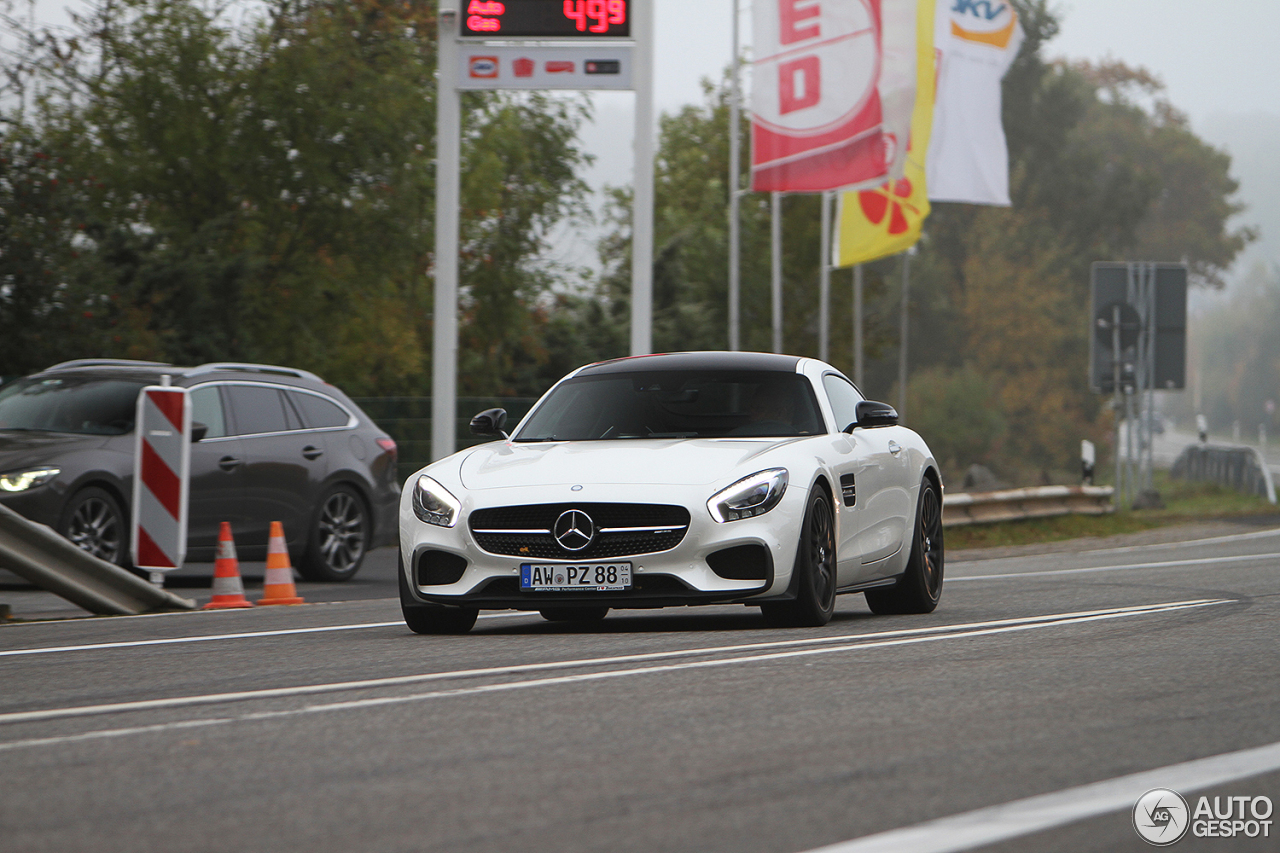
[398,481,808,610]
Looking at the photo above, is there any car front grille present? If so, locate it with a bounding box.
[469,502,691,559]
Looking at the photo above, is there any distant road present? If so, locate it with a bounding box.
[2,527,1279,852]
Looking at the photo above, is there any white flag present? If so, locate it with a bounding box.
[925,0,1024,205]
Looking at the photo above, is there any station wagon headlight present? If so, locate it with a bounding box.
[708,468,788,523]
[412,475,461,528]
[0,467,60,493]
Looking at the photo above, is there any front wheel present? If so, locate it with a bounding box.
[59,486,128,567]
[865,478,944,615]
[761,488,837,628]
[299,485,368,582]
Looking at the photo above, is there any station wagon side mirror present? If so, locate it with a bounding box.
[191,422,209,443]
[469,408,508,438]
[846,400,898,431]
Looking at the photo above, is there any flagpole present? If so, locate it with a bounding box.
[727,0,741,352]
[898,247,914,422]
[771,191,783,354]
[819,190,831,362]
[854,263,864,388]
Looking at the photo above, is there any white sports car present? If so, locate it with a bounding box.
[398,352,944,634]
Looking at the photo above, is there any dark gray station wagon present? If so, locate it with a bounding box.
[0,360,399,581]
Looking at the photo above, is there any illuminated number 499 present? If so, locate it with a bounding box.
[563,0,625,33]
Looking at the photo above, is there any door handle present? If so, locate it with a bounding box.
[302,445,324,461]
[218,456,242,471]
[888,440,902,456]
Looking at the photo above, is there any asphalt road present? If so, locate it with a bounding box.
[2,528,1279,853]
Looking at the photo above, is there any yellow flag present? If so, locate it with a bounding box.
[836,0,936,267]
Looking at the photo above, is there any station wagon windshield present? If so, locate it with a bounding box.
[513,370,824,441]
[0,377,149,436]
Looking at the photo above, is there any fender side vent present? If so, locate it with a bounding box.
[840,474,856,507]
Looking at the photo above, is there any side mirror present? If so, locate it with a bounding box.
[469,408,508,438]
[847,400,898,431]
[191,422,209,443]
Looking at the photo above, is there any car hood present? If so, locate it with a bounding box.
[0,430,111,472]
[457,438,799,490]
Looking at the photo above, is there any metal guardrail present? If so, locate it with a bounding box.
[1170,444,1277,504]
[942,485,1115,527]
[0,503,195,616]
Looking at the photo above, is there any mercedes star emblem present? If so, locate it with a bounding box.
[553,509,595,552]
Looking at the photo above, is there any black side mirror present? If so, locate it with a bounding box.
[469,408,508,437]
[846,400,898,431]
[191,422,209,443]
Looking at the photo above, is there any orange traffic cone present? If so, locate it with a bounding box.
[202,522,254,610]
[257,521,305,605]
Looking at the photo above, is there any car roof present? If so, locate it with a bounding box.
[576,351,804,376]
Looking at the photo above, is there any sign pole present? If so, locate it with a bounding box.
[630,0,654,356]
[431,3,461,462]
[898,248,912,422]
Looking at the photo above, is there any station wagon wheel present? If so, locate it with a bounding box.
[761,488,837,628]
[59,487,127,567]
[300,485,368,582]
[865,478,944,615]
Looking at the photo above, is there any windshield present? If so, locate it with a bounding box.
[0,376,149,435]
[514,370,825,441]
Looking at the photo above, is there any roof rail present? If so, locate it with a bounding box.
[186,362,323,382]
[45,359,172,372]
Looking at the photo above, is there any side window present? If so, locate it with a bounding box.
[288,391,351,429]
[188,386,227,438]
[822,375,864,432]
[224,385,290,436]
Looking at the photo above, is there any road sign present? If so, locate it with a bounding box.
[458,45,633,90]
[1089,262,1187,393]
[462,0,630,38]
[130,384,191,573]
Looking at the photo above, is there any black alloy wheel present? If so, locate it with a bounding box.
[59,487,127,566]
[762,488,837,628]
[865,478,944,615]
[300,485,368,582]
[399,556,478,635]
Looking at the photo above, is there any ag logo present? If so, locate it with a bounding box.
[1133,788,1190,846]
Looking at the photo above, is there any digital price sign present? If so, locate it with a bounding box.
[462,0,630,38]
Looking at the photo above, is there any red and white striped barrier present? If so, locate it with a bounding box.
[130,383,191,574]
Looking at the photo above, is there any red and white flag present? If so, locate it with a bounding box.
[751,0,891,192]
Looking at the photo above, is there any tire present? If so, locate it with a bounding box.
[299,485,368,582]
[865,478,944,615]
[58,486,128,567]
[761,488,837,628]
[398,556,478,635]
[540,607,609,623]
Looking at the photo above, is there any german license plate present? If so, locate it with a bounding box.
[520,562,632,592]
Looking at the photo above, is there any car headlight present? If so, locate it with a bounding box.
[707,468,788,523]
[412,475,461,528]
[0,467,61,493]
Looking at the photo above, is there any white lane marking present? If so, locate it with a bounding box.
[0,611,535,658]
[951,551,1280,582]
[0,599,1229,748]
[1078,524,1280,555]
[800,739,1280,853]
[0,601,1217,725]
